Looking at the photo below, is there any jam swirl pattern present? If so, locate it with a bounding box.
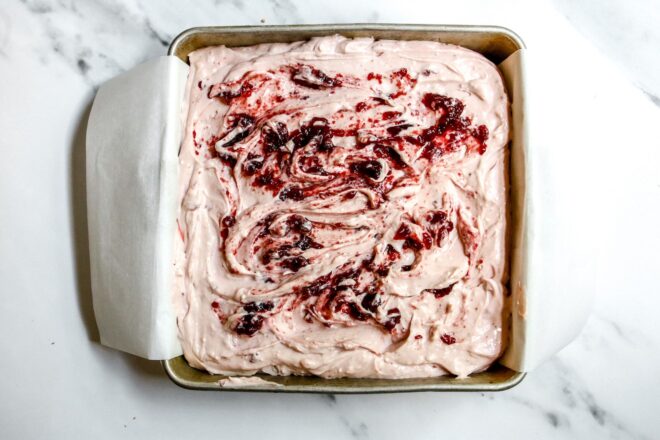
[175,37,509,378]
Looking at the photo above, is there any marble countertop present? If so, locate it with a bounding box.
[1,0,659,438]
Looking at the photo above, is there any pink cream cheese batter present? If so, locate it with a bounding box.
[173,35,509,378]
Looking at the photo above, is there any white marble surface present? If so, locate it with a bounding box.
[1,0,659,438]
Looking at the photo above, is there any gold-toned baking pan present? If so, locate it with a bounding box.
[164,356,524,392]
[164,24,526,392]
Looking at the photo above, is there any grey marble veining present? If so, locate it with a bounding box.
[1,0,659,438]
[553,0,660,107]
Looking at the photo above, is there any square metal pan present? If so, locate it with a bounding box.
[164,24,526,393]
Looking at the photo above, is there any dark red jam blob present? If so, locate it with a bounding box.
[221,215,236,228]
[440,333,456,345]
[422,232,433,249]
[385,244,401,261]
[391,68,409,79]
[261,245,292,265]
[361,292,381,313]
[422,93,464,118]
[281,256,309,272]
[472,124,489,143]
[295,234,323,251]
[293,117,334,151]
[287,215,313,233]
[262,121,290,152]
[242,154,264,176]
[427,210,447,224]
[403,237,423,251]
[220,214,236,240]
[208,80,254,104]
[218,153,237,168]
[367,72,383,83]
[350,160,383,180]
[340,302,368,321]
[279,186,305,201]
[383,308,401,331]
[300,274,332,297]
[425,282,456,299]
[382,111,401,120]
[255,173,284,191]
[342,191,357,200]
[218,114,255,148]
[389,68,416,98]
[291,65,341,89]
[386,124,413,136]
[259,213,277,231]
[243,301,274,313]
[394,224,411,240]
[473,125,489,154]
[373,144,407,169]
[335,268,360,286]
[375,266,390,277]
[436,221,454,245]
[234,314,264,336]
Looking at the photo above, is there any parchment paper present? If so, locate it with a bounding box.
[86,56,188,359]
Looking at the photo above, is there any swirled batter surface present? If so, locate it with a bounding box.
[174,36,509,378]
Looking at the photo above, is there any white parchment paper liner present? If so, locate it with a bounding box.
[86,56,188,359]
[85,48,591,368]
[499,50,593,371]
